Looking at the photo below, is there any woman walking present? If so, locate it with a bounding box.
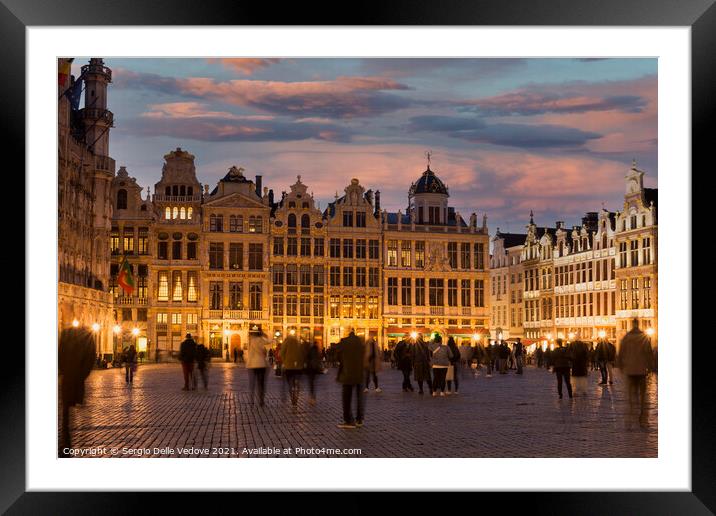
[411,335,433,395]
[430,335,453,397]
[446,336,461,394]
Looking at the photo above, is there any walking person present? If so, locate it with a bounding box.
[247,327,271,406]
[58,327,96,456]
[394,335,414,392]
[617,319,655,428]
[305,340,322,404]
[485,341,496,377]
[606,339,617,384]
[280,331,307,407]
[514,338,525,375]
[233,347,238,364]
[179,333,197,391]
[124,344,138,385]
[446,336,461,394]
[536,346,544,368]
[570,338,590,397]
[459,340,473,369]
[498,341,510,374]
[363,336,382,393]
[596,338,610,385]
[336,328,367,428]
[195,342,210,389]
[411,335,433,395]
[552,339,573,399]
[430,335,453,397]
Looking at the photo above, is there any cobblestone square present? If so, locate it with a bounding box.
[62,362,657,458]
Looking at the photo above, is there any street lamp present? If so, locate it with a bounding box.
[92,322,100,332]
[568,332,575,341]
[645,327,655,337]
[72,319,79,328]
[410,331,419,341]
[598,330,606,339]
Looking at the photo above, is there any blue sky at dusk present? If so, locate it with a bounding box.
[72,57,657,234]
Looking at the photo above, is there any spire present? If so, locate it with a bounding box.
[529,210,534,225]
[632,158,637,168]
[425,150,432,171]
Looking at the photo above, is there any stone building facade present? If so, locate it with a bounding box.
[490,232,526,340]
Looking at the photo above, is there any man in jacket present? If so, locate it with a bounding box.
[280,331,307,406]
[179,333,197,391]
[617,319,655,426]
[552,339,573,399]
[514,338,525,375]
[393,335,414,392]
[336,328,366,428]
[595,338,610,385]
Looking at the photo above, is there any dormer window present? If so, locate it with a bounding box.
[116,189,127,210]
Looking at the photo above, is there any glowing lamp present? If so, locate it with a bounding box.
[72,319,80,327]
[224,329,231,336]
[550,343,555,351]
[472,333,480,341]
[289,329,296,336]
[132,327,140,336]
[568,332,575,341]
[274,331,281,337]
[646,328,655,337]
[546,333,552,340]
[113,325,121,334]
[91,323,100,332]
[598,330,606,339]
[410,331,418,340]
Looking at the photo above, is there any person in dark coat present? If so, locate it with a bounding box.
[393,336,414,392]
[514,338,525,374]
[58,327,96,456]
[411,335,433,395]
[498,341,510,374]
[595,338,610,385]
[195,343,210,389]
[446,336,461,394]
[280,332,308,406]
[570,339,590,396]
[335,329,367,428]
[305,341,322,404]
[536,346,544,368]
[552,339,573,399]
[124,344,137,385]
[179,333,197,391]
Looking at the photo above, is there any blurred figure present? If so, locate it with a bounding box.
[195,342,210,389]
[247,328,271,406]
[446,336,461,394]
[514,338,525,375]
[570,339,590,397]
[305,340,322,404]
[498,341,510,374]
[233,347,238,363]
[459,340,473,368]
[363,337,382,393]
[430,335,452,397]
[552,339,573,399]
[536,345,544,368]
[394,334,414,392]
[411,335,433,395]
[179,333,197,391]
[124,344,137,385]
[280,331,307,407]
[596,338,610,385]
[58,327,95,456]
[336,328,367,429]
[617,319,655,427]
[486,341,497,377]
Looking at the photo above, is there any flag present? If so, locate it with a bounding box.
[117,256,135,296]
[65,76,83,110]
[58,58,73,87]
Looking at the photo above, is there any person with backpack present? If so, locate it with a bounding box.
[195,342,210,389]
[446,336,461,394]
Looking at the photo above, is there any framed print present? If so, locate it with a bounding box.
[4,0,712,512]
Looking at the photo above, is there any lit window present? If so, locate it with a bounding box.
[180,207,186,219]
[165,207,171,220]
[187,207,193,219]
[173,207,178,219]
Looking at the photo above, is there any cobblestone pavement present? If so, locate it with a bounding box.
[62,362,657,458]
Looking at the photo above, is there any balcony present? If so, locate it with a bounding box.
[153,194,203,203]
[79,107,114,127]
[430,307,445,316]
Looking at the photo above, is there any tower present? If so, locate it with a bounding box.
[80,58,113,157]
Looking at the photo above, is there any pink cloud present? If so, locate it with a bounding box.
[208,58,282,75]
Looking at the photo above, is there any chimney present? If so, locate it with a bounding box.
[374,190,381,216]
[255,175,263,197]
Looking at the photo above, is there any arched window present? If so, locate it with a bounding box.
[172,185,179,196]
[165,186,171,196]
[172,207,179,219]
[116,189,127,210]
[288,214,297,228]
[602,233,607,249]
[302,202,309,209]
[301,214,310,229]
[630,215,637,229]
[180,207,186,219]
[188,186,193,196]
[559,242,564,256]
[187,207,193,219]
[165,207,171,220]
[180,185,186,196]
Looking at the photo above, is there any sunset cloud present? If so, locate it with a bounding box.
[209,58,282,75]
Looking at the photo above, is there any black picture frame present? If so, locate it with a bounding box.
[4,0,710,513]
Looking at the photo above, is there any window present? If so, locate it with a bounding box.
[116,189,127,210]
[631,278,640,309]
[368,296,378,319]
[474,243,485,270]
[137,309,147,322]
[249,216,263,233]
[210,282,223,310]
[401,241,411,267]
[369,267,379,288]
[187,241,197,260]
[329,296,339,318]
[123,228,134,254]
[474,280,485,307]
[401,278,411,305]
[355,295,366,318]
[272,295,284,316]
[429,206,440,224]
[187,272,198,302]
[643,277,652,309]
[300,265,311,286]
[248,243,263,270]
[619,242,628,268]
[110,228,120,254]
[448,279,458,306]
[180,207,186,220]
[138,227,149,255]
[461,279,471,306]
[301,238,311,256]
[137,273,148,300]
[172,271,183,301]
[460,243,470,269]
[229,282,243,309]
[642,238,651,265]
[157,272,169,301]
[343,267,353,287]
[273,237,284,256]
[273,265,284,287]
[187,313,197,325]
[415,278,425,306]
[387,278,398,305]
[288,214,297,230]
[187,207,193,220]
[415,241,425,268]
[356,267,366,287]
[172,240,182,260]
[301,214,310,232]
[387,240,398,266]
[300,294,311,316]
[165,207,171,220]
[356,239,367,259]
[313,265,324,286]
[330,238,341,258]
[313,296,324,318]
[429,279,444,306]
[229,215,243,232]
[356,211,366,228]
[343,211,353,227]
[229,243,243,270]
[250,283,262,311]
[630,240,639,266]
[342,296,353,318]
[122,308,132,321]
[620,280,628,310]
[343,239,353,259]
[369,240,380,260]
[209,243,224,269]
[313,238,324,257]
[210,214,223,232]
[286,295,297,316]
[157,313,168,324]
[287,237,298,256]
[330,266,341,287]
[631,215,637,229]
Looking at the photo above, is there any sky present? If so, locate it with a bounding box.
[72,57,657,234]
